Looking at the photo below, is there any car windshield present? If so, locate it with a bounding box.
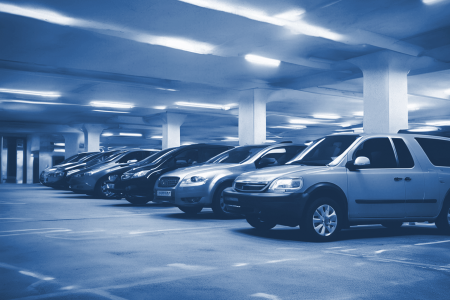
[205,146,266,164]
[59,154,79,164]
[137,148,175,165]
[85,151,124,164]
[288,135,360,166]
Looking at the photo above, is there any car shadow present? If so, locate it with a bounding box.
[231,224,445,243]
[163,211,245,221]
[107,202,176,208]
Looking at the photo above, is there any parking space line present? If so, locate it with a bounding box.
[251,293,280,300]
[19,271,55,281]
[0,229,71,237]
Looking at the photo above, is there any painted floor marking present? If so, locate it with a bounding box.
[19,271,54,281]
[251,293,280,300]
[0,229,71,237]
[414,239,450,246]
[233,263,249,267]
[0,202,26,204]
[0,228,66,233]
[265,259,297,264]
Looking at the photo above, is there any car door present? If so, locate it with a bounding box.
[347,137,406,218]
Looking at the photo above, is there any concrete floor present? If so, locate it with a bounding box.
[1,184,450,300]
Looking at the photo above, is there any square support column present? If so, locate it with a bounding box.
[239,89,269,145]
[161,113,187,149]
[82,124,105,152]
[349,51,417,133]
[63,133,84,158]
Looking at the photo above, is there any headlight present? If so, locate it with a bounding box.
[269,178,303,193]
[121,173,133,180]
[132,170,150,178]
[55,171,65,177]
[108,175,119,182]
[180,175,208,187]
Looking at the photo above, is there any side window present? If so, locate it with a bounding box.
[392,138,414,168]
[415,138,450,167]
[118,152,140,163]
[174,149,199,165]
[353,138,397,169]
[200,147,230,162]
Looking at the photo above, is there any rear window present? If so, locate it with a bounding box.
[415,138,450,167]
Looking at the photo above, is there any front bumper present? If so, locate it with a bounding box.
[154,185,212,207]
[223,188,307,226]
[68,176,97,192]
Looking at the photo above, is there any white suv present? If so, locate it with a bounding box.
[223,133,450,241]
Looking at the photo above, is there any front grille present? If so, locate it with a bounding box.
[158,176,180,187]
[235,182,268,192]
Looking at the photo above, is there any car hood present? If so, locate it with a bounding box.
[163,164,243,178]
[236,165,329,183]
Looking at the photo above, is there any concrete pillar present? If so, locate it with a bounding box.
[239,89,269,145]
[0,136,3,184]
[161,113,187,149]
[82,124,105,152]
[63,133,84,158]
[349,51,417,134]
[27,134,40,184]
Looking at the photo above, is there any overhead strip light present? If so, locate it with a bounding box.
[422,0,446,4]
[0,100,72,105]
[53,143,65,147]
[156,88,177,92]
[289,119,319,125]
[175,101,232,110]
[119,133,142,137]
[54,149,65,152]
[269,125,307,130]
[312,113,341,119]
[408,127,439,132]
[93,110,130,113]
[426,121,450,126]
[90,101,134,109]
[151,136,163,139]
[102,133,114,137]
[245,54,280,67]
[0,88,60,98]
[154,106,167,110]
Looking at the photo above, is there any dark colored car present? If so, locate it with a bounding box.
[108,144,233,204]
[68,150,156,197]
[44,150,124,189]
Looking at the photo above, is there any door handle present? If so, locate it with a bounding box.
[394,177,403,181]
[405,177,411,182]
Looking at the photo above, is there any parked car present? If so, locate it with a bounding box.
[109,144,233,205]
[223,133,450,241]
[45,150,124,189]
[154,142,306,218]
[68,149,156,197]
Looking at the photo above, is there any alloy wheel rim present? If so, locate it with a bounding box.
[447,207,450,225]
[101,182,114,197]
[312,204,337,236]
[219,191,230,214]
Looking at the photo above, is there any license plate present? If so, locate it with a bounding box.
[106,184,114,189]
[157,190,171,197]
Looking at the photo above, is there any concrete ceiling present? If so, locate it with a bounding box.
[0,0,450,148]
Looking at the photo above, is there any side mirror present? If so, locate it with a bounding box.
[346,156,371,171]
[257,157,277,168]
[127,159,138,164]
[176,159,188,167]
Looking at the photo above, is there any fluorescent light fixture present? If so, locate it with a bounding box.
[312,113,341,119]
[143,148,161,151]
[408,104,420,111]
[175,101,232,110]
[93,110,130,114]
[245,54,280,67]
[408,126,439,132]
[426,121,450,126]
[154,106,167,110]
[156,88,177,92]
[265,140,277,143]
[340,123,353,127]
[119,133,142,137]
[445,89,450,95]
[422,0,445,4]
[353,111,364,117]
[274,9,305,22]
[151,136,163,139]
[90,101,134,109]
[269,125,307,130]
[225,137,239,141]
[289,119,319,125]
[54,149,65,152]
[0,88,60,98]
[182,142,194,145]
[102,132,114,137]
[54,143,65,147]
[0,100,72,105]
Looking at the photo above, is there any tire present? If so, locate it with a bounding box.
[126,195,150,205]
[302,197,342,242]
[95,178,116,199]
[435,200,450,234]
[246,212,276,230]
[381,221,403,229]
[178,206,203,215]
[211,183,234,219]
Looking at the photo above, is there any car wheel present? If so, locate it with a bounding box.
[246,212,276,230]
[435,200,450,234]
[211,184,234,219]
[95,178,116,199]
[302,197,342,242]
[178,206,203,215]
[126,196,150,205]
[381,221,403,229]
